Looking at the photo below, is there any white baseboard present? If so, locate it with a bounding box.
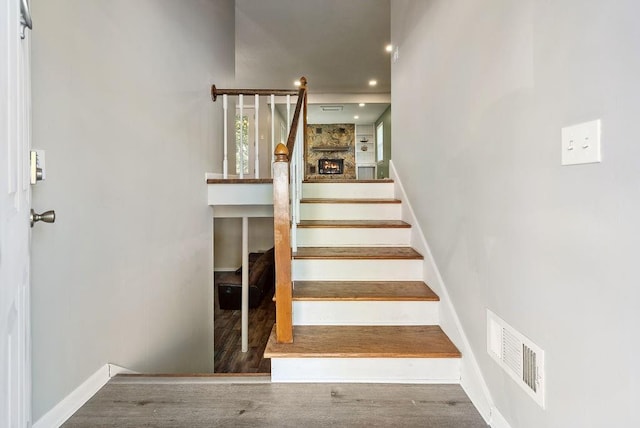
[389,160,495,424]
[214,267,238,273]
[33,363,136,428]
[489,406,513,428]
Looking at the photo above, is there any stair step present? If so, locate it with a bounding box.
[265,325,460,358]
[301,198,401,204]
[302,181,395,199]
[300,199,401,221]
[297,220,410,228]
[291,281,440,326]
[297,221,412,247]
[303,179,394,183]
[293,247,423,260]
[293,281,438,301]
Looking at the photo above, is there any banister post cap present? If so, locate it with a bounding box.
[211,85,217,101]
[274,143,289,162]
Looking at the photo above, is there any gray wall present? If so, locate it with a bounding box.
[30,0,235,420]
[391,1,640,427]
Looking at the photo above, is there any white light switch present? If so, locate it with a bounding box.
[561,119,601,165]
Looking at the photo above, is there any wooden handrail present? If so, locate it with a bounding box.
[285,81,307,154]
[211,86,299,102]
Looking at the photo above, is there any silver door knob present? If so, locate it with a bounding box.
[30,209,55,228]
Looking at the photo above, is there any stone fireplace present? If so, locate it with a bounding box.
[306,124,355,179]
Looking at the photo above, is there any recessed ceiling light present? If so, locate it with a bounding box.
[359,103,366,107]
[369,80,377,86]
[385,44,393,52]
[354,115,359,120]
[294,80,301,87]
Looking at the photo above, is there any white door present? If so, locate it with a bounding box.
[1,0,33,426]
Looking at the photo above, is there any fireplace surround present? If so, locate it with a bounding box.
[318,159,344,175]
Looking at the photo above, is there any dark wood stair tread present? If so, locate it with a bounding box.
[304,179,394,184]
[301,198,401,204]
[293,281,439,301]
[264,325,460,358]
[297,220,411,229]
[293,247,423,260]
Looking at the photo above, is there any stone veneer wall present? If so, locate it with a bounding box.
[305,124,355,180]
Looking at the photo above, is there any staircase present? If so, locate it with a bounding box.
[265,179,461,383]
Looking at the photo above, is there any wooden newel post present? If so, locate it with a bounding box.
[273,143,294,343]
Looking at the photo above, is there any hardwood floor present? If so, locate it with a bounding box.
[264,325,461,358]
[293,246,424,260]
[214,272,275,373]
[293,280,440,301]
[297,219,412,228]
[63,378,488,427]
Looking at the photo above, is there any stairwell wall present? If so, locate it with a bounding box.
[30,0,235,421]
[391,1,640,427]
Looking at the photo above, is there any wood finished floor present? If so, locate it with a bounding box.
[264,325,461,358]
[293,280,440,301]
[293,246,424,259]
[297,219,411,228]
[63,378,488,427]
[214,273,275,373]
[301,198,402,204]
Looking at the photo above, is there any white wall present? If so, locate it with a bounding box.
[30,0,234,420]
[391,1,640,427]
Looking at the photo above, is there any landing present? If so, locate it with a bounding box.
[63,378,487,427]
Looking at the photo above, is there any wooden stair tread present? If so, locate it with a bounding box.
[297,220,411,229]
[207,178,273,184]
[304,179,394,184]
[264,325,460,358]
[293,247,423,260]
[293,281,439,301]
[301,198,401,204]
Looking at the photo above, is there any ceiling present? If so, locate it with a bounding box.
[235,0,391,104]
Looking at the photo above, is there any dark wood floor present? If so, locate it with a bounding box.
[63,377,489,427]
[214,272,275,373]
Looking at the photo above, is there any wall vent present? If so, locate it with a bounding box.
[487,310,545,408]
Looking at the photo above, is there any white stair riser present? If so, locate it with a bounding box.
[271,358,461,383]
[293,301,439,326]
[292,259,423,281]
[297,227,411,247]
[303,182,395,199]
[300,203,401,220]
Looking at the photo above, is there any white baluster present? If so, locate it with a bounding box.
[241,216,249,352]
[254,94,259,178]
[239,94,244,178]
[222,94,228,179]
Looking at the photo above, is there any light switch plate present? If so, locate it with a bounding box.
[561,119,601,165]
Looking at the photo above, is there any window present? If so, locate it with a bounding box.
[376,122,384,161]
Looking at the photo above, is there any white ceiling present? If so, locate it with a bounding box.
[235,0,391,95]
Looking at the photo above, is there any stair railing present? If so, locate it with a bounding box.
[210,85,300,178]
[273,77,307,343]
[211,78,308,344]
